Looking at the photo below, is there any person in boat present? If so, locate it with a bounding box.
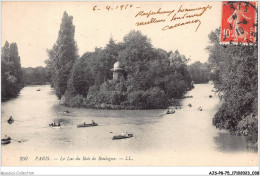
[121,131,128,137]
[58,122,61,126]
[171,109,175,113]
[124,132,128,137]
[83,122,86,125]
[92,120,95,124]
[8,116,14,124]
[166,109,170,114]
[2,135,11,141]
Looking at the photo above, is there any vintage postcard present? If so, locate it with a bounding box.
[1,0,258,172]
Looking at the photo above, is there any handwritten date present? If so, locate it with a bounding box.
[93,4,140,11]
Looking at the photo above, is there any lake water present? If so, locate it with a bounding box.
[1,84,258,166]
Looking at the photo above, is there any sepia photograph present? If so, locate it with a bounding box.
[1,0,258,175]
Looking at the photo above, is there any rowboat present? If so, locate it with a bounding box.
[166,110,175,114]
[77,123,98,128]
[1,140,11,145]
[1,137,11,145]
[49,124,61,128]
[112,134,133,140]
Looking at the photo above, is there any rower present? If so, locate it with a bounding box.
[124,131,128,137]
[7,116,14,124]
[3,135,11,141]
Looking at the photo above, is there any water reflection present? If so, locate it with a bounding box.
[214,132,248,152]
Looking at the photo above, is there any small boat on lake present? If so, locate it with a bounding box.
[1,140,11,145]
[77,122,98,128]
[112,133,133,140]
[7,116,14,124]
[1,136,11,145]
[36,88,41,91]
[166,109,175,114]
[49,122,61,128]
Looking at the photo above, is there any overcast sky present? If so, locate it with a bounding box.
[2,1,222,68]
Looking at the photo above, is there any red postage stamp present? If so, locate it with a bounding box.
[220,1,257,44]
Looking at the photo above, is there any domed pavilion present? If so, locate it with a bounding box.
[111,61,125,81]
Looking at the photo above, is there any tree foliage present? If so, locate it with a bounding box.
[22,67,50,85]
[1,41,23,101]
[188,61,210,84]
[65,30,193,109]
[46,11,78,99]
[207,28,258,144]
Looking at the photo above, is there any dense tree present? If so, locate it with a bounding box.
[207,28,258,145]
[65,30,193,109]
[45,44,58,88]
[1,41,23,101]
[188,61,210,84]
[64,39,119,100]
[22,67,50,85]
[46,11,78,99]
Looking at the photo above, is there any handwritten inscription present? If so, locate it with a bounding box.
[135,8,175,18]
[92,3,212,32]
[162,20,201,31]
[135,5,212,32]
[93,4,140,11]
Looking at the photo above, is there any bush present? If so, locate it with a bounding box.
[237,114,258,144]
[145,87,168,109]
[127,87,167,109]
[64,94,87,107]
[128,90,146,108]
